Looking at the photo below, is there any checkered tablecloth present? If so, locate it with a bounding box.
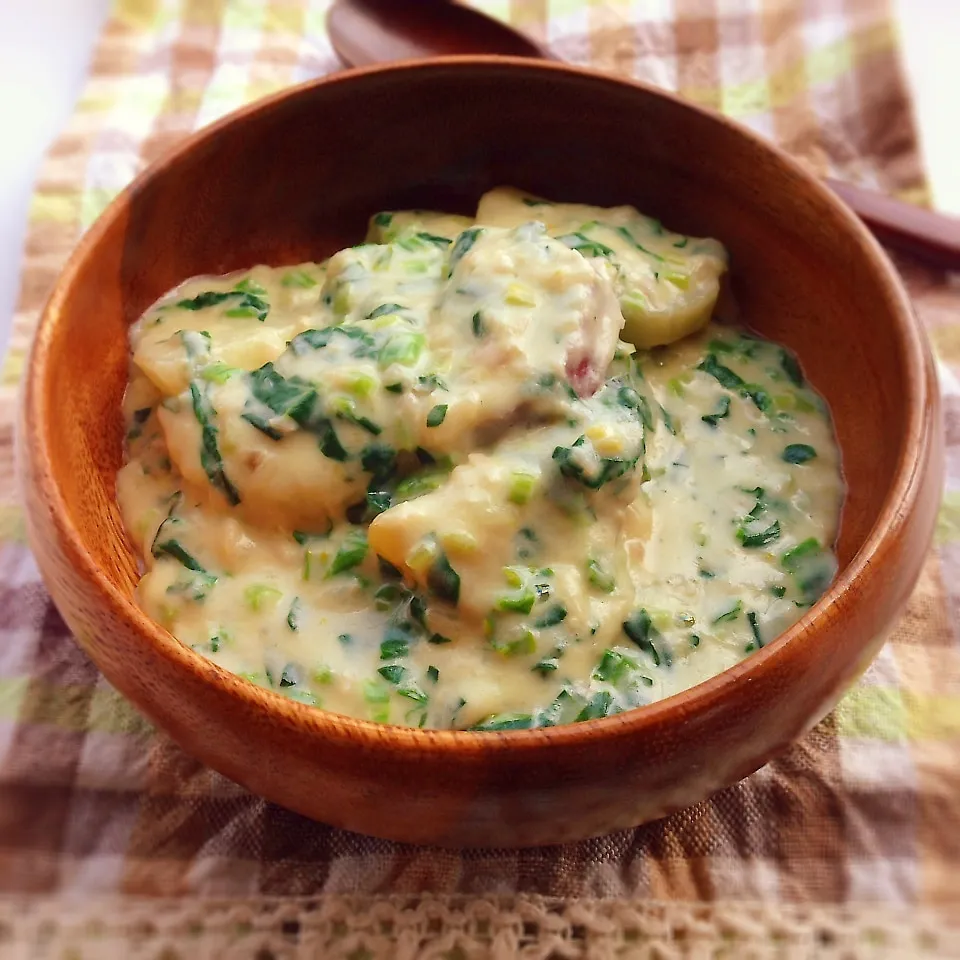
[1,1,958,956]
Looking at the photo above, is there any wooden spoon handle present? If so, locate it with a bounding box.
[825,178,960,271]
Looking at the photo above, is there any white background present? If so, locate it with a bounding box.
[0,0,956,358]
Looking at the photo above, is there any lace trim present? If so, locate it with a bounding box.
[0,895,956,959]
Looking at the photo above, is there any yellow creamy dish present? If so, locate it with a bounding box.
[117,187,844,730]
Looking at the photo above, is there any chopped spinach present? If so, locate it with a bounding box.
[189,381,240,505]
[697,354,745,390]
[287,597,302,632]
[153,538,207,572]
[701,396,731,427]
[447,227,483,276]
[622,610,665,667]
[367,302,405,320]
[779,348,804,387]
[427,550,460,604]
[377,664,407,685]
[737,520,781,548]
[471,712,536,731]
[534,604,567,629]
[426,404,448,428]
[782,443,817,464]
[327,529,368,576]
[553,436,637,491]
[241,411,283,440]
[575,690,617,722]
[176,289,268,321]
[380,636,409,660]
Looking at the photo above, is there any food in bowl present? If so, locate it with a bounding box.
[117,188,843,731]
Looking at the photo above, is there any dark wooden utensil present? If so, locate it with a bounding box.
[327,0,960,270]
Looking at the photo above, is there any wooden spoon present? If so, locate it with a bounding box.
[327,0,960,271]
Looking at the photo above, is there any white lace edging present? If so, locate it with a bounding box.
[0,895,957,959]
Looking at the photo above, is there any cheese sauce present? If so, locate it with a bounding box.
[117,189,843,730]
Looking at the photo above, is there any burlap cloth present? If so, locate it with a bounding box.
[1,1,958,957]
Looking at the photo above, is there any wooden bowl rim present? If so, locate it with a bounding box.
[23,55,930,757]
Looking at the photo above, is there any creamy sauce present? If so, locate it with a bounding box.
[117,189,843,730]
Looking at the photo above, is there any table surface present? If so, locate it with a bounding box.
[0,0,956,361]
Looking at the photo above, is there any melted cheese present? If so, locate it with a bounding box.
[117,193,843,731]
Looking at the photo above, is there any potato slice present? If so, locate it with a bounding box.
[475,187,728,350]
[368,427,641,640]
[131,262,327,397]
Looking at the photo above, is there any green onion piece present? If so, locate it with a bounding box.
[496,590,535,615]
[379,332,425,367]
[393,467,450,502]
[782,443,817,464]
[281,269,318,289]
[426,665,440,684]
[747,611,763,648]
[201,362,235,384]
[233,277,266,296]
[587,558,616,593]
[472,311,486,338]
[243,584,282,612]
[427,633,452,645]
[771,585,787,598]
[508,470,537,505]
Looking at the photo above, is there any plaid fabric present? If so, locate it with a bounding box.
[1,0,958,951]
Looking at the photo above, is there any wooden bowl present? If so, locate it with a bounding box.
[19,58,943,847]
